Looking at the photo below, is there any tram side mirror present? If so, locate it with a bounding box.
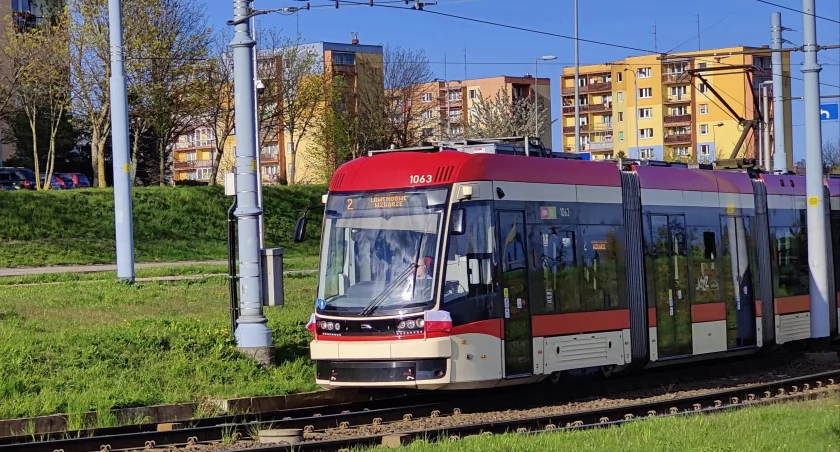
[450,208,465,235]
[294,216,308,243]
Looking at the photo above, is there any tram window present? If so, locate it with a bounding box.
[443,204,495,303]
[579,225,621,311]
[539,227,580,314]
[688,227,719,304]
[770,227,809,297]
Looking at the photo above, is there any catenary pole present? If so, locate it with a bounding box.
[230,0,274,365]
[573,0,580,153]
[801,0,831,347]
[771,12,788,172]
[107,0,135,283]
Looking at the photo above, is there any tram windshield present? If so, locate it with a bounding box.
[315,188,448,316]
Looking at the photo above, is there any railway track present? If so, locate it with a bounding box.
[3,351,837,452]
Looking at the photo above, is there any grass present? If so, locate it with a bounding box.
[0,273,320,424]
[0,184,326,268]
[377,397,840,452]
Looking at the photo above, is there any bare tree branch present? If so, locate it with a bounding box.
[466,85,549,139]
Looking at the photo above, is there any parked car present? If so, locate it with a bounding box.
[39,173,64,190]
[55,173,76,189]
[58,172,91,188]
[0,167,37,190]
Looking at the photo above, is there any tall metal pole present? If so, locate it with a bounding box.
[535,58,539,139]
[771,12,788,173]
[108,0,135,283]
[573,0,580,153]
[251,9,265,249]
[762,83,771,170]
[801,0,831,347]
[231,0,274,364]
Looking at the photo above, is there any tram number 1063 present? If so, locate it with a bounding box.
[409,174,434,184]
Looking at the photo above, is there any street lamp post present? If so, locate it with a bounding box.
[712,121,724,162]
[535,56,557,140]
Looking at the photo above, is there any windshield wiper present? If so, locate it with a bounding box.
[358,263,418,317]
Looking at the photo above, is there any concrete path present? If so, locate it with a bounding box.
[0,260,229,277]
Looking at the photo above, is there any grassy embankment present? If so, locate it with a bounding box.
[0,273,320,425]
[0,184,326,269]
[368,397,840,452]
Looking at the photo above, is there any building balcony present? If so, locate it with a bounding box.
[664,134,692,145]
[561,81,611,95]
[586,141,614,151]
[174,160,212,170]
[661,72,691,84]
[176,139,215,149]
[664,95,691,104]
[260,153,279,163]
[562,105,590,115]
[332,64,356,74]
[439,99,462,108]
[664,113,692,125]
[562,124,591,134]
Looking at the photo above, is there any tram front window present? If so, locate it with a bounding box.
[316,189,447,316]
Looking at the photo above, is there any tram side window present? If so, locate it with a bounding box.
[770,227,809,297]
[579,225,621,311]
[539,226,580,314]
[442,204,495,303]
[688,227,719,304]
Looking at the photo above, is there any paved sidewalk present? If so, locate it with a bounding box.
[0,260,230,277]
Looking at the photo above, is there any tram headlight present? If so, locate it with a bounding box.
[396,318,423,333]
[397,321,407,329]
[318,320,327,330]
[326,321,334,330]
[406,320,416,329]
[416,319,424,328]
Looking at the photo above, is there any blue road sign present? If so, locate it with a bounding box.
[820,103,838,121]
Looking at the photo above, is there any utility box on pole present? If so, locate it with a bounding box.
[261,247,284,306]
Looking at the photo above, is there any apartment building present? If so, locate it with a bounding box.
[410,75,552,147]
[172,36,383,184]
[559,45,793,168]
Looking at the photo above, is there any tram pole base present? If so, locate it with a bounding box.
[236,346,276,367]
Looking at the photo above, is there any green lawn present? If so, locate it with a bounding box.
[385,397,840,452]
[0,273,320,425]
[0,184,325,268]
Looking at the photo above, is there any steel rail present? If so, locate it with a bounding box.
[248,368,840,452]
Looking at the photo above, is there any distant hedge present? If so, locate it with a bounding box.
[0,185,327,267]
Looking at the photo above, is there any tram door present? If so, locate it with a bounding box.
[649,214,693,357]
[497,210,533,377]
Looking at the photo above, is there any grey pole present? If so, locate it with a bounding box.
[231,0,274,364]
[251,12,265,249]
[771,12,788,173]
[801,0,831,347]
[573,0,580,153]
[108,0,135,283]
[762,83,771,170]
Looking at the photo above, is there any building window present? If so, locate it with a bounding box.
[422,110,433,119]
[638,108,653,119]
[669,86,687,97]
[262,143,279,155]
[618,112,624,122]
[422,128,434,137]
[421,93,432,102]
[699,104,708,115]
[673,146,690,156]
[639,148,654,159]
[698,83,707,94]
[286,142,293,154]
[619,131,624,141]
[617,72,623,82]
[637,67,651,78]
[617,92,623,102]
[700,144,710,155]
[700,124,709,135]
[698,62,707,69]
[469,89,478,99]
[639,88,652,98]
[639,128,654,139]
[332,52,355,66]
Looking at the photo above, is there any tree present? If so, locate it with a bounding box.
[356,44,435,149]
[276,34,330,185]
[821,139,840,174]
[307,76,356,182]
[0,7,71,190]
[194,29,235,185]
[126,0,211,186]
[467,85,549,139]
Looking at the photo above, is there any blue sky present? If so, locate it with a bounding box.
[207,0,840,162]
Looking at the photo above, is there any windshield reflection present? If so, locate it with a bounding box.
[316,188,447,316]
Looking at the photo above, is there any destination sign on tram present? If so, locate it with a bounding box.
[345,192,417,211]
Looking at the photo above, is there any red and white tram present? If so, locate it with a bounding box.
[294,138,840,390]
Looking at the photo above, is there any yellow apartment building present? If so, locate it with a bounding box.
[559,45,792,168]
[172,36,384,184]
[407,75,552,147]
